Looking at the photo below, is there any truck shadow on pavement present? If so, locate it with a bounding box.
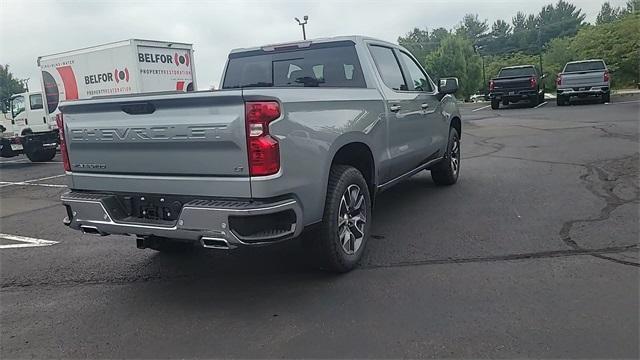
[135,173,443,280]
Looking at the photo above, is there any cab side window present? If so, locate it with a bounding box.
[30,94,44,110]
[398,51,433,92]
[369,45,407,91]
[11,96,25,118]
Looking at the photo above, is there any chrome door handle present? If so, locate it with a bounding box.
[389,105,401,112]
[421,103,429,109]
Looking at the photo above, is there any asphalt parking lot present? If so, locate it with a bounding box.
[1,96,638,358]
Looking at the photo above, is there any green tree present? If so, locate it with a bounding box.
[398,28,432,65]
[597,2,624,24]
[456,14,489,41]
[569,14,640,87]
[627,0,640,13]
[425,34,482,97]
[0,65,27,111]
[543,37,577,89]
[537,0,586,45]
[430,27,450,48]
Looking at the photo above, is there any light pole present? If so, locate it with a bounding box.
[474,45,486,94]
[294,15,308,40]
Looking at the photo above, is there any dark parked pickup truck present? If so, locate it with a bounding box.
[489,65,546,109]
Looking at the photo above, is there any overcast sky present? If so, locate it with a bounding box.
[0,0,627,90]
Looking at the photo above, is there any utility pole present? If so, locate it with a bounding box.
[295,16,308,40]
[474,45,486,93]
[537,28,543,76]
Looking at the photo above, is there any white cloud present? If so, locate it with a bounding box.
[0,0,626,91]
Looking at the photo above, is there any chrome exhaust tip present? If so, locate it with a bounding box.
[200,236,231,250]
[80,225,106,236]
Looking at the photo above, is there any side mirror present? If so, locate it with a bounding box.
[540,73,547,80]
[439,77,459,94]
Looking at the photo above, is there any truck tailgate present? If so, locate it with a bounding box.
[61,91,251,196]
[561,71,605,87]
[494,77,531,90]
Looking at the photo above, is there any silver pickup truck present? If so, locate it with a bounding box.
[556,59,610,106]
[58,36,462,272]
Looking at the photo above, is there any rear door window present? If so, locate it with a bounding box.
[223,42,366,88]
[564,61,606,72]
[398,51,433,92]
[369,45,407,91]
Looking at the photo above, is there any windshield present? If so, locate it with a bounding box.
[564,61,606,72]
[498,67,536,78]
[222,42,366,89]
[10,95,25,118]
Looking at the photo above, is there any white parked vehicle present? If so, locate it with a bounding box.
[1,39,198,162]
[38,38,197,121]
[1,91,59,161]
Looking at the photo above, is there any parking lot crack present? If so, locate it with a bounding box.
[559,154,639,267]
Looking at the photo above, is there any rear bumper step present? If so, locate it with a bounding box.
[61,191,303,247]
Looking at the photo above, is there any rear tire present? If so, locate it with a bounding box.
[314,165,371,273]
[602,92,610,103]
[491,99,500,110]
[26,147,56,162]
[529,95,539,107]
[557,96,566,106]
[431,127,460,186]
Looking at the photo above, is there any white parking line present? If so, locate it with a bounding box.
[0,174,66,188]
[605,100,640,105]
[534,101,548,108]
[0,158,29,164]
[0,181,67,188]
[0,159,62,164]
[472,105,491,112]
[0,233,58,249]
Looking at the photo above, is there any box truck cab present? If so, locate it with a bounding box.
[1,91,59,161]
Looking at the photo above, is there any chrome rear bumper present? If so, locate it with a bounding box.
[61,191,303,248]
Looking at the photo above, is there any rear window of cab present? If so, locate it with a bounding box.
[222,41,366,89]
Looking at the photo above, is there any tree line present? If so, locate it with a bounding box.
[399,0,640,98]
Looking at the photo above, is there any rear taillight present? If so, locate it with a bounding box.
[245,101,280,176]
[530,76,537,88]
[489,80,495,91]
[556,73,562,86]
[55,113,70,171]
[603,71,609,82]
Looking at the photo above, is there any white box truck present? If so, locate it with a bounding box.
[1,39,197,162]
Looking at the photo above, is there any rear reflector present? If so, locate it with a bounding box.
[245,101,281,176]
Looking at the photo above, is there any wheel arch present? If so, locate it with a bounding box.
[329,141,377,204]
[450,116,461,138]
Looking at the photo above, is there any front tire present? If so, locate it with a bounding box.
[26,147,56,162]
[431,127,461,186]
[315,165,371,273]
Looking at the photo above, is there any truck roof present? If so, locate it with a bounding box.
[229,35,399,54]
[501,65,535,69]
[38,39,194,63]
[565,59,605,64]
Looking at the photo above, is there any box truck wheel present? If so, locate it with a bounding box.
[26,148,56,162]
